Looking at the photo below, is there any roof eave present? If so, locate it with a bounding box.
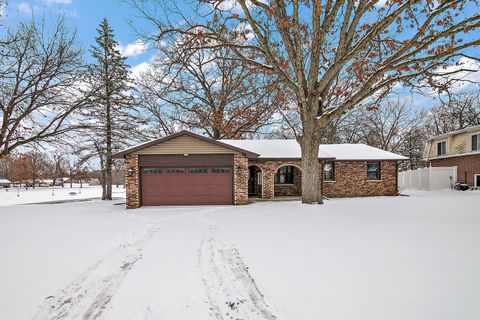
[112,131,260,159]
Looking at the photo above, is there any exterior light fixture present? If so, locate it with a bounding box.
[127,167,135,177]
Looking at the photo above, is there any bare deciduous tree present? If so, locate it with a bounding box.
[138,38,282,139]
[0,17,91,157]
[427,91,480,135]
[128,0,480,203]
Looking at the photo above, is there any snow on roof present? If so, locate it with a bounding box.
[0,179,11,184]
[219,139,408,160]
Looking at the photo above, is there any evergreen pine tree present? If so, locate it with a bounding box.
[88,18,135,200]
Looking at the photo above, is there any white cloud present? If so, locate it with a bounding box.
[42,0,73,5]
[434,57,480,93]
[18,2,35,14]
[130,62,152,81]
[117,40,149,58]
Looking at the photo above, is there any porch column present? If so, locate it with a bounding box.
[262,169,275,199]
[125,154,140,209]
[233,154,249,205]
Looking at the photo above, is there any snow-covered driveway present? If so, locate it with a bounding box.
[0,190,479,320]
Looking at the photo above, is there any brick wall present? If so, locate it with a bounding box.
[234,154,249,205]
[323,160,398,198]
[124,155,140,209]
[249,160,303,199]
[430,153,480,186]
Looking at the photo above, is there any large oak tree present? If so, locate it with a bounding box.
[129,0,480,203]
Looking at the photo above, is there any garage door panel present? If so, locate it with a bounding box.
[140,163,233,205]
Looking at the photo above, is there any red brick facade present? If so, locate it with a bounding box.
[123,157,399,208]
[429,153,480,186]
[323,161,398,198]
[248,159,399,199]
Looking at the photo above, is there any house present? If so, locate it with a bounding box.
[0,179,11,188]
[424,124,480,187]
[113,131,408,208]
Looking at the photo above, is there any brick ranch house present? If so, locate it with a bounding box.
[424,124,480,187]
[113,131,408,208]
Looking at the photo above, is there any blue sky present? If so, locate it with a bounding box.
[2,0,479,111]
[2,0,153,68]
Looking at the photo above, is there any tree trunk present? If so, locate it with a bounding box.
[101,170,107,200]
[299,124,323,204]
[105,99,113,200]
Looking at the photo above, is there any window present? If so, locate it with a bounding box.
[166,168,185,174]
[472,134,480,151]
[366,162,380,180]
[143,168,162,174]
[212,167,231,173]
[275,166,294,184]
[323,162,335,181]
[437,141,447,156]
[189,167,208,174]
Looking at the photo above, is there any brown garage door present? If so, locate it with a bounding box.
[139,154,234,205]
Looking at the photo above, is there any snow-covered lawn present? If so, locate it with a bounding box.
[0,190,479,320]
[0,185,125,206]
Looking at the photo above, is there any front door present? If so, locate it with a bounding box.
[248,166,262,197]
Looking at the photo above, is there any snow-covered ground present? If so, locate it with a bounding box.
[0,185,125,206]
[0,190,479,320]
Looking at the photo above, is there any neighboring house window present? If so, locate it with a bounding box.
[323,162,335,181]
[366,162,381,180]
[212,167,231,173]
[275,166,294,184]
[166,168,185,174]
[189,168,208,174]
[472,134,480,151]
[437,141,447,156]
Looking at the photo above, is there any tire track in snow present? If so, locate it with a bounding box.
[198,224,277,320]
[33,222,161,320]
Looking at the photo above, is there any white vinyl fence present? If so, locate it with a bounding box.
[398,166,457,191]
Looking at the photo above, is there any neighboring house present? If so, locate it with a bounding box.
[424,124,480,187]
[0,179,11,188]
[113,131,408,208]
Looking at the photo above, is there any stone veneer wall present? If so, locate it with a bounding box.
[124,155,140,209]
[323,160,398,197]
[233,154,249,205]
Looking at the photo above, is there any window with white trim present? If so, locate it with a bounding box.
[437,141,447,156]
[366,162,381,180]
[471,133,480,151]
[323,162,335,181]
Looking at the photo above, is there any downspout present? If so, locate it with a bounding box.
[396,161,399,195]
